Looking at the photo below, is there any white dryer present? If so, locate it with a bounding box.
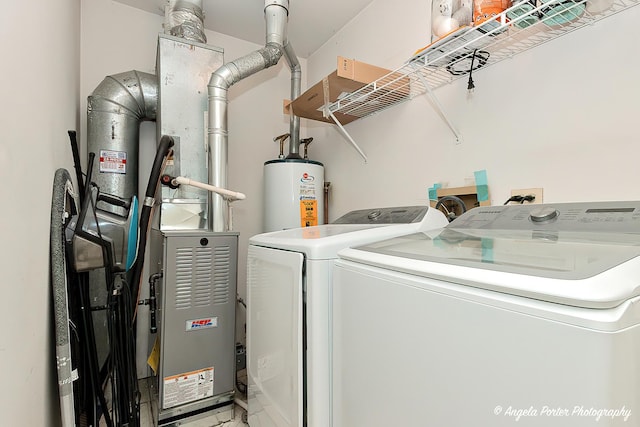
[246,206,448,427]
[332,202,640,427]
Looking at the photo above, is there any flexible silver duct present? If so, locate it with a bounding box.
[87,70,158,202]
[165,0,207,44]
[207,0,290,231]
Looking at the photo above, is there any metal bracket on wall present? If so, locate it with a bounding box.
[322,76,368,163]
[412,65,463,144]
[327,109,368,163]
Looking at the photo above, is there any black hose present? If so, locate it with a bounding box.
[128,135,174,317]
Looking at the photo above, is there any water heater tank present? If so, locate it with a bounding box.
[264,159,325,232]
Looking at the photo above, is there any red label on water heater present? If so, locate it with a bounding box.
[99,149,127,174]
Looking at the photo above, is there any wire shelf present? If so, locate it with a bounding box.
[326,0,640,121]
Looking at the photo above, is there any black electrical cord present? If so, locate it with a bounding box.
[128,135,175,321]
[446,50,489,76]
[503,194,536,204]
[504,195,524,204]
[468,49,478,92]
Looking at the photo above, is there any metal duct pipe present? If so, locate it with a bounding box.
[283,41,301,158]
[265,0,288,46]
[165,0,207,44]
[87,70,158,202]
[207,0,289,232]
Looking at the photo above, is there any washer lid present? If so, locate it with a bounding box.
[339,228,640,308]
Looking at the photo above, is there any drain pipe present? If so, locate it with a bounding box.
[207,0,289,232]
[283,41,302,158]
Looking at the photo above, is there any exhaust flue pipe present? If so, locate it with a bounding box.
[207,0,290,231]
[283,41,301,158]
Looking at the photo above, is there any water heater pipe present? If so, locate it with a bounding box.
[207,0,290,231]
[172,176,246,201]
[283,41,301,158]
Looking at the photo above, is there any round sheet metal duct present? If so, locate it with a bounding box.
[87,70,157,202]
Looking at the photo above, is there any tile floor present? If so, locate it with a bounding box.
[100,376,249,427]
[141,377,248,427]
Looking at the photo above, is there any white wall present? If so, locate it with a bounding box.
[306,0,640,220]
[0,1,80,426]
[80,0,307,372]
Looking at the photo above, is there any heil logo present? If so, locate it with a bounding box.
[186,317,218,331]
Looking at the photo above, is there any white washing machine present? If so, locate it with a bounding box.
[332,201,640,427]
[246,206,448,427]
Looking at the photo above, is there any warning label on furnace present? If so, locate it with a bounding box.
[163,367,214,409]
[300,199,318,227]
[99,149,127,174]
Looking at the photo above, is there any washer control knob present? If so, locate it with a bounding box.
[529,206,559,222]
[368,210,382,221]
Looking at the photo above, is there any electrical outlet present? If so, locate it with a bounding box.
[510,188,543,204]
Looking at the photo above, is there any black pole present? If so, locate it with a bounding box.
[67,130,86,205]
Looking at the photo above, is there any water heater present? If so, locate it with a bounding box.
[264,158,324,232]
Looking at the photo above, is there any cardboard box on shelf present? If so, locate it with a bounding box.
[286,56,409,125]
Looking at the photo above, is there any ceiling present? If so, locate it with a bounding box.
[114,0,375,58]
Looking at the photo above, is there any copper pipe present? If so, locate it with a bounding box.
[324,181,331,224]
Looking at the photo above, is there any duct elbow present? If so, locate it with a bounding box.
[262,43,284,67]
[208,44,283,91]
[209,65,235,90]
[283,41,301,75]
[86,70,158,202]
[88,70,157,120]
